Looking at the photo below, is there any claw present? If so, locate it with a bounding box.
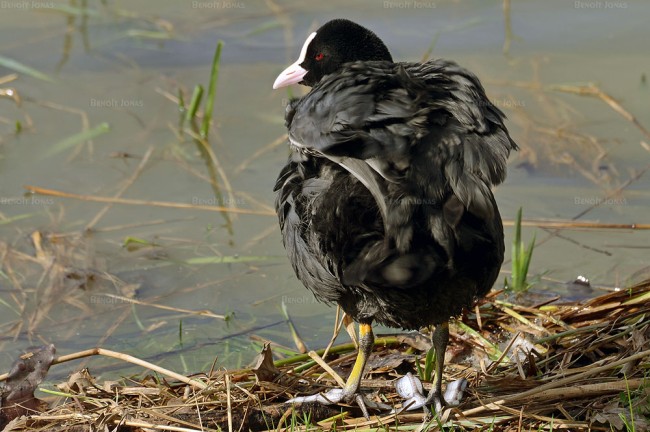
[394,372,427,411]
[443,377,467,406]
[394,373,468,413]
[286,388,344,405]
[286,388,390,419]
[358,394,391,411]
[424,389,444,415]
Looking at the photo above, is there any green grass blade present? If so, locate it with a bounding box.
[0,213,34,225]
[185,85,203,123]
[508,207,537,292]
[281,300,307,353]
[521,232,536,287]
[125,30,176,40]
[178,88,186,133]
[415,354,424,380]
[122,236,159,251]
[39,388,94,399]
[131,303,145,331]
[49,4,101,16]
[44,123,110,157]
[122,236,153,246]
[456,321,503,360]
[0,55,54,82]
[510,207,523,290]
[424,346,435,382]
[420,31,441,62]
[201,40,223,138]
[0,296,20,315]
[623,289,650,305]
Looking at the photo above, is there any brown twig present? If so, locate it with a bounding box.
[503,219,650,230]
[96,293,227,320]
[549,83,650,140]
[0,348,207,389]
[23,185,275,216]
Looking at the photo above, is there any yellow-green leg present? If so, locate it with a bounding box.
[340,323,374,402]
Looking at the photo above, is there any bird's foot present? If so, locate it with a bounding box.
[423,377,467,414]
[287,388,391,419]
[394,372,467,414]
[286,323,388,419]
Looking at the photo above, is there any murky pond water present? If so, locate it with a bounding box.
[1,0,648,379]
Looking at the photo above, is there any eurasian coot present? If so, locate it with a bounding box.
[273,18,517,414]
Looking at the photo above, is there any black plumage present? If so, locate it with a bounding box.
[273,19,517,414]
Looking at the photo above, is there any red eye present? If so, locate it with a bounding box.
[315,53,324,61]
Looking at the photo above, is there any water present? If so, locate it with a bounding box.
[0,0,648,378]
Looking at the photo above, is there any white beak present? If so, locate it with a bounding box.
[273,31,317,89]
[273,62,308,89]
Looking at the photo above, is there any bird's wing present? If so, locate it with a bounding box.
[286,59,517,220]
[286,61,421,165]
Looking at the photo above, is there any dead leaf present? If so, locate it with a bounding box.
[367,352,412,373]
[57,369,96,395]
[396,333,432,352]
[0,344,56,429]
[252,343,280,382]
[343,313,358,349]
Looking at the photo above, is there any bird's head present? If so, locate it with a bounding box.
[273,19,393,89]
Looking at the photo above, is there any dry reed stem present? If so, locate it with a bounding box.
[549,83,650,139]
[307,351,346,388]
[96,293,227,319]
[0,348,208,390]
[23,185,275,216]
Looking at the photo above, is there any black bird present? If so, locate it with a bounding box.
[273,19,517,414]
